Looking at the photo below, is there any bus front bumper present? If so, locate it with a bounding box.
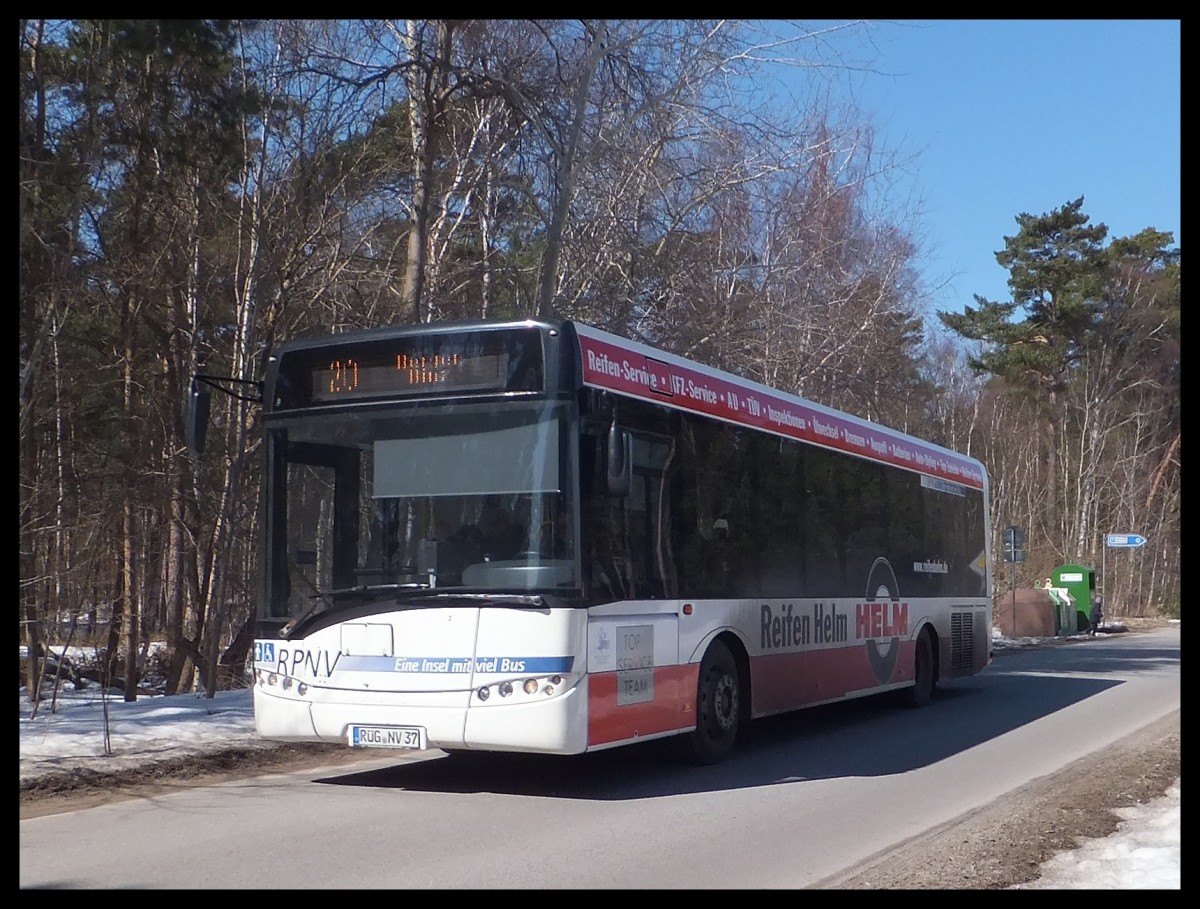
[253,678,589,755]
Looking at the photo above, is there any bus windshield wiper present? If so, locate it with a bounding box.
[424,593,546,607]
[281,583,432,637]
[280,588,549,639]
[315,586,545,606]
[317,582,432,599]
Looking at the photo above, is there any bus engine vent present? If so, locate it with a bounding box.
[950,612,974,672]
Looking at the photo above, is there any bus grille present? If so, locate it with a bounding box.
[950,612,974,672]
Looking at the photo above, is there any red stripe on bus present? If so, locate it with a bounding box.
[588,664,697,747]
[748,640,917,714]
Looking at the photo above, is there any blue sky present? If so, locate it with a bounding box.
[784,20,1181,322]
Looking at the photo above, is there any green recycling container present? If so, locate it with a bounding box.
[1051,564,1098,632]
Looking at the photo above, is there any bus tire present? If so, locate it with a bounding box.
[901,628,935,708]
[683,640,740,764]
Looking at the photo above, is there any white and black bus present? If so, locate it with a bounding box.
[190,317,992,763]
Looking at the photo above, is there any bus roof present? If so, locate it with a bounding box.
[262,317,985,491]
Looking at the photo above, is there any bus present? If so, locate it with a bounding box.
[188,318,992,764]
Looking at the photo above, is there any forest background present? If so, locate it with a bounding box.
[19,20,1180,702]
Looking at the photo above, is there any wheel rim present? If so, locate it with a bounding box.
[715,676,734,733]
[710,670,737,734]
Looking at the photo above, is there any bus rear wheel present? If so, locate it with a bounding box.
[683,640,740,764]
[901,628,935,708]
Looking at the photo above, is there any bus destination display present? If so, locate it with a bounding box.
[312,350,508,401]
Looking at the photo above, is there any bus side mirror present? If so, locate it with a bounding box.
[186,376,211,456]
[605,423,631,497]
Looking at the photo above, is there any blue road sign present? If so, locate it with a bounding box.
[1106,533,1146,548]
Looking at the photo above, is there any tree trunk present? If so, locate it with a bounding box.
[536,20,608,318]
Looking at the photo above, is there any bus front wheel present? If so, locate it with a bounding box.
[683,640,740,764]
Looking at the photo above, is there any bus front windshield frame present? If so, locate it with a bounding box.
[264,399,580,625]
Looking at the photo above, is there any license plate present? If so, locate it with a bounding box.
[348,725,427,749]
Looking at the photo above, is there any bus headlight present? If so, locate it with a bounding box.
[474,673,578,704]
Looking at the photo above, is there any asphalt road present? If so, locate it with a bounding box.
[19,624,1180,889]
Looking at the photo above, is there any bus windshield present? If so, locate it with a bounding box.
[267,399,578,623]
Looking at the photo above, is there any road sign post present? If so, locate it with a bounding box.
[1102,531,1147,618]
[1003,526,1026,635]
